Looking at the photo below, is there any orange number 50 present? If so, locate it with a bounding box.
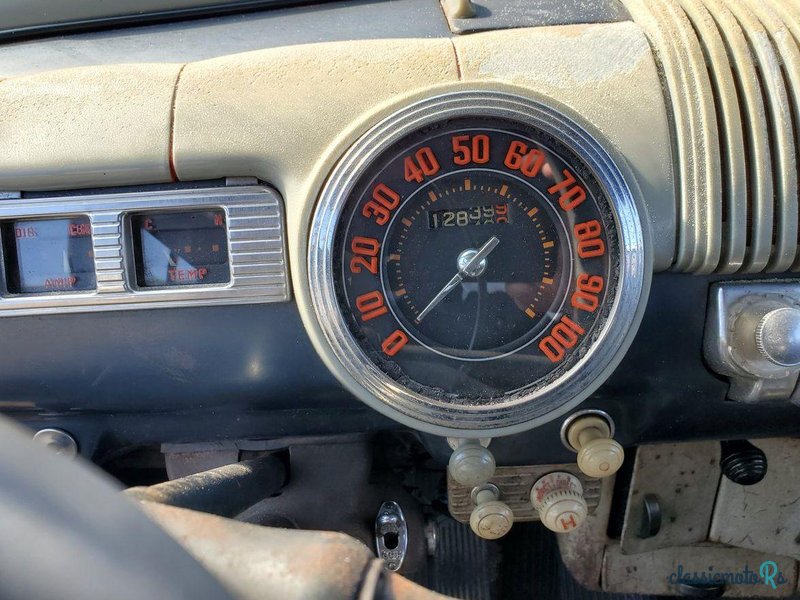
[452,134,490,165]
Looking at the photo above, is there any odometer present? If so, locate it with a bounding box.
[308,92,647,435]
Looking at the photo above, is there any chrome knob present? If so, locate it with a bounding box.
[729,299,800,380]
[32,428,78,459]
[755,307,800,367]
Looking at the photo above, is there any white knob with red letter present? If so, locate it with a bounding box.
[530,472,588,533]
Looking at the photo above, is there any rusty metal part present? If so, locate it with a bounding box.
[621,442,720,554]
[141,502,452,600]
[380,571,455,600]
[557,475,616,590]
[236,442,427,574]
[126,453,286,518]
[447,464,600,523]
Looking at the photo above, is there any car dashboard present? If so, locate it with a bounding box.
[2,0,800,597]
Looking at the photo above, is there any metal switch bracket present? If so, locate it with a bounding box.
[704,281,800,402]
[448,464,601,524]
[620,442,720,555]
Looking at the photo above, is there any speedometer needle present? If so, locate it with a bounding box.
[415,236,500,323]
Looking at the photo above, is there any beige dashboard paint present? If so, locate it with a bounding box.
[453,23,676,270]
[171,39,458,191]
[171,37,460,319]
[0,63,181,190]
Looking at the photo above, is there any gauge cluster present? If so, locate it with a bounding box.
[0,185,290,315]
[308,92,649,436]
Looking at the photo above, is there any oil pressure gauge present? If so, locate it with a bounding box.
[308,91,648,436]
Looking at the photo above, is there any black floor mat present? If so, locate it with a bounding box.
[417,517,668,600]
[498,522,667,600]
[423,518,501,600]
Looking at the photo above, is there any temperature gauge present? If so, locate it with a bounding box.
[131,209,230,288]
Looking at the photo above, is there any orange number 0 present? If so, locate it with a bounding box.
[382,329,409,356]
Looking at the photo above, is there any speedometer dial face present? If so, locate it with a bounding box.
[309,93,645,433]
[335,119,615,397]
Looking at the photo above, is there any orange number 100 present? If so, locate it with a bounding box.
[539,315,585,363]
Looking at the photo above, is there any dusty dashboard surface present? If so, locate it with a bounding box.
[2,0,800,596]
[0,0,679,449]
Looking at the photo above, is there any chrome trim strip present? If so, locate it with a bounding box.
[0,184,290,315]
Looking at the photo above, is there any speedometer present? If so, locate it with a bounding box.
[308,91,648,436]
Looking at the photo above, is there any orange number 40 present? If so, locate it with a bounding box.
[404,147,440,183]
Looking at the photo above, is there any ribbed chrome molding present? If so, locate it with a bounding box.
[622,0,800,274]
[0,184,289,315]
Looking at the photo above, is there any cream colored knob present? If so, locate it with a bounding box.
[448,439,496,487]
[564,414,624,478]
[469,484,514,539]
[577,437,624,478]
[537,489,587,533]
[531,472,587,533]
